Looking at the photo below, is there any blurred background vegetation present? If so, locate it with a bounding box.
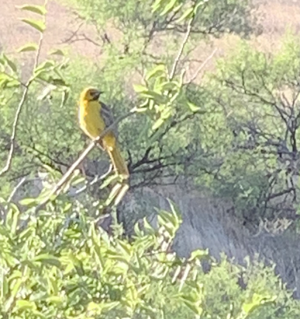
[1,0,300,317]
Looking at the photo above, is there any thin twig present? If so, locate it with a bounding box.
[62,21,84,43]
[169,17,194,80]
[0,21,44,177]
[185,48,218,84]
[0,87,30,176]
[71,165,113,197]
[35,109,137,211]
[7,177,27,203]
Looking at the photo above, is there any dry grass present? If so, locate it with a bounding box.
[126,184,300,298]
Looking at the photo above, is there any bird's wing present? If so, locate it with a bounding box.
[100,102,118,136]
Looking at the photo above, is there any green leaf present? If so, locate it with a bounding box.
[177,7,194,23]
[145,64,166,81]
[2,275,9,297]
[16,4,47,15]
[34,254,61,267]
[19,197,36,206]
[48,49,65,56]
[3,54,17,73]
[46,296,64,305]
[100,174,119,189]
[180,296,203,315]
[19,226,34,241]
[6,80,20,88]
[189,249,209,261]
[152,0,165,12]
[140,90,166,103]
[160,0,178,16]
[7,208,19,235]
[20,18,46,33]
[101,301,119,312]
[242,293,277,315]
[152,117,165,130]
[35,61,55,72]
[17,43,38,52]
[16,300,37,311]
[187,101,201,112]
[5,207,19,235]
[117,240,132,256]
[133,84,148,93]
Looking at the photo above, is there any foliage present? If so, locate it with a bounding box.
[0,197,299,318]
[0,0,256,195]
[198,35,300,219]
[1,2,300,318]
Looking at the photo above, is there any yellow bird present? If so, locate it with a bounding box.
[78,87,129,179]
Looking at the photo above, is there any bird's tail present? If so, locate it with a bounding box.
[107,145,129,179]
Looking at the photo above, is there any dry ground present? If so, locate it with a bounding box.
[2,0,300,65]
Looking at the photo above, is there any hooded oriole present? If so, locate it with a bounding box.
[78,87,129,179]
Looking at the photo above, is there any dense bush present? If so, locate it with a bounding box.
[0,199,299,318]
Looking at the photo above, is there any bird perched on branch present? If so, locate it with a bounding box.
[78,87,129,179]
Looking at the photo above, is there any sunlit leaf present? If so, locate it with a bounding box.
[19,18,46,33]
[16,4,47,15]
[133,84,148,93]
[16,300,37,311]
[146,64,166,81]
[19,197,37,206]
[34,254,61,267]
[49,49,65,56]
[177,7,194,23]
[3,54,17,73]
[160,0,178,16]
[17,43,38,52]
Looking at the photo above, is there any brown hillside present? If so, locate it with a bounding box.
[1,0,300,61]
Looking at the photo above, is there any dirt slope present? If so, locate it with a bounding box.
[1,0,300,59]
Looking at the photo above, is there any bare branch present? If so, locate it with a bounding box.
[7,177,27,203]
[169,16,194,80]
[0,33,44,177]
[35,109,137,211]
[185,48,218,84]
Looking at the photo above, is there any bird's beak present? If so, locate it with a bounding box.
[92,90,103,100]
[92,90,103,101]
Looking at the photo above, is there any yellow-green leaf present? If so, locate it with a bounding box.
[46,296,64,305]
[48,49,65,56]
[177,7,194,23]
[140,90,166,103]
[152,117,165,130]
[160,0,178,16]
[3,55,17,73]
[19,197,36,206]
[152,0,165,12]
[17,43,38,53]
[20,18,46,33]
[34,254,61,267]
[145,64,166,81]
[133,84,148,93]
[16,300,37,311]
[187,101,201,112]
[16,4,47,15]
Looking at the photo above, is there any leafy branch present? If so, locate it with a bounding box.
[0,3,47,177]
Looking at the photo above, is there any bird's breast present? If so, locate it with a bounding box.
[79,101,106,139]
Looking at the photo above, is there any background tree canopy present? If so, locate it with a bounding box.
[1,0,300,317]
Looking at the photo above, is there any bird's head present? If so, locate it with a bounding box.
[80,87,103,102]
